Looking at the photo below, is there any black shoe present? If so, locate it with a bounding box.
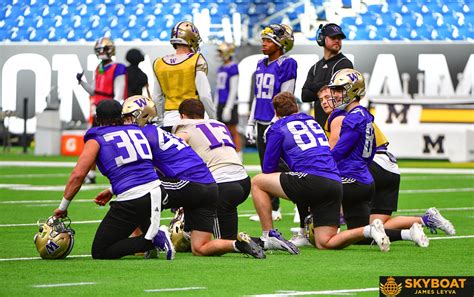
[83,176,96,184]
[235,232,266,259]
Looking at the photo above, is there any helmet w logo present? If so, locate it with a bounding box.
[347,73,358,82]
[45,240,60,254]
[134,98,147,108]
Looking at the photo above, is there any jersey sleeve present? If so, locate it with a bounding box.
[114,63,127,77]
[228,63,239,77]
[196,54,208,75]
[279,58,297,84]
[262,125,284,173]
[84,128,98,143]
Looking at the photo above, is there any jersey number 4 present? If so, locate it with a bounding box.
[103,130,152,167]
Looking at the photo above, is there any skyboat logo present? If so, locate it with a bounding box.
[379,276,473,296]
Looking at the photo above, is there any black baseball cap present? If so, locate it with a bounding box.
[324,24,346,39]
[96,100,122,121]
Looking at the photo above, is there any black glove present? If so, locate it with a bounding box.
[76,71,84,84]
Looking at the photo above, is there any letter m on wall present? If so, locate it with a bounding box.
[423,135,445,154]
[386,104,409,124]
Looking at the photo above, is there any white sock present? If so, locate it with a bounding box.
[87,170,96,178]
[296,228,304,235]
[232,241,239,252]
[262,231,269,238]
[363,225,371,238]
[401,229,411,240]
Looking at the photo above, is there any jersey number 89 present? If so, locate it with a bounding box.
[287,120,329,151]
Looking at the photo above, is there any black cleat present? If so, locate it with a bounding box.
[235,232,266,259]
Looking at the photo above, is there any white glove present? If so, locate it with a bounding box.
[221,107,232,122]
[245,125,256,144]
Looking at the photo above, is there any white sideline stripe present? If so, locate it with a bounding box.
[248,287,378,296]
[32,282,96,288]
[1,235,473,262]
[1,161,473,174]
[1,173,69,178]
[0,199,97,204]
[0,184,108,191]
[1,207,473,227]
[144,287,206,293]
[0,254,90,262]
[400,188,474,194]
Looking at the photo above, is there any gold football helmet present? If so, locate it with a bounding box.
[303,214,316,247]
[328,68,366,110]
[217,42,236,61]
[261,24,294,53]
[122,95,157,127]
[170,21,202,52]
[94,37,115,61]
[34,216,75,259]
[168,208,191,252]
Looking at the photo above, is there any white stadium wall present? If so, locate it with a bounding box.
[0,41,473,160]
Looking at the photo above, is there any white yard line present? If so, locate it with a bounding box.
[0,235,473,262]
[0,161,473,174]
[0,254,90,262]
[0,174,69,178]
[32,282,96,288]
[248,287,379,296]
[0,184,108,191]
[144,287,207,293]
[400,188,474,194]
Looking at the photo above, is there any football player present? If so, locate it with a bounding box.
[215,42,242,158]
[52,100,173,260]
[95,96,264,258]
[251,91,391,252]
[76,37,128,184]
[318,85,455,236]
[326,70,429,247]
[246,24,297,222]
[152,21,216,131]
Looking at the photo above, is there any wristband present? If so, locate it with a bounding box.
[59,197,71,211]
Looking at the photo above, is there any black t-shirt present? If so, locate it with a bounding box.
[301,52,353,126]
[126,66,148,96]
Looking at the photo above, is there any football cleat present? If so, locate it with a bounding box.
[249,208,282,222]
[409,223,429,248]
[262,229,300,255]
[422,207,456,235]
[152,225,176,260]
[369,219,390,252]
[83,176,96,185]
[235,232,266,259]
[289,232,312,247]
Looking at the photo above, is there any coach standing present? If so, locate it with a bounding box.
[301,23,353,127]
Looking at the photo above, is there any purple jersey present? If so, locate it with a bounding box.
[84,125,158,195]
[254,56,297,122]
[141,125,215,184]
[325,109,346,133]
[331,106,375,184]
[216,62,239,105]
[263,113,340,182]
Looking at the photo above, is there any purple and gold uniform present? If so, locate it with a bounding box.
[331,106,375,185]
[141,125,215,184]
[264,113,340,181]
[216,62,239,105]
[264,112,342,227]
[84,124,158,195]
[253,56,297,122]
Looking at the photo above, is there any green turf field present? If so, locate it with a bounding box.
[0,153,473,296]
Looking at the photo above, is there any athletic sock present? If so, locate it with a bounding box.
[401,229,412,240]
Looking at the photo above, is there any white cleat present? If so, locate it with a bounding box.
[289,233,312,247]
[410,223,429,248]
[262,229,300,255]
[249,208,282,222]
[370,219,391,252]
[423,207,456,235]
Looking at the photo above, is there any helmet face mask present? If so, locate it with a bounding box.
[94,37,115,61]
[34,216,75,259]
[303,214,316,247]
[170,21,202,53]
[260,24,294,53]
[122,95,157,127]
[328,69,366,110]
[168,208,191,252]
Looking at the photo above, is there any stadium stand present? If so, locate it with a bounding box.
[0,0,472,42]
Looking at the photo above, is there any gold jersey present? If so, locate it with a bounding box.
[153,53,207,110]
